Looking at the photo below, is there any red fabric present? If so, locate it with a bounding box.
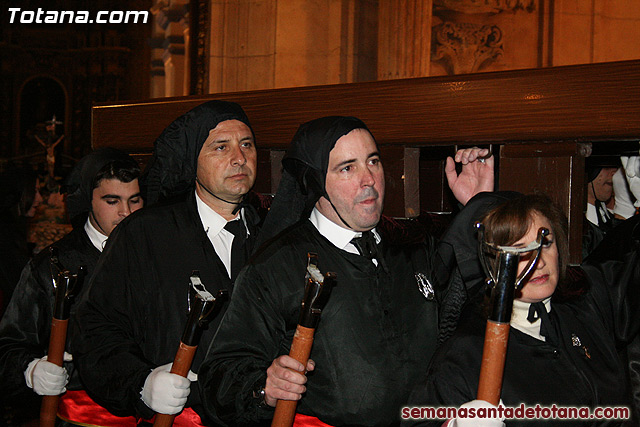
[144,407,205,426]
[171,408,204,427]
[293,413,333,427]
[58,390,204,426]
[58,390,138,426]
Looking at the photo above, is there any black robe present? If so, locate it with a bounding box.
[71,192,258,420]
[198,219,438,426]
[583,214,640,424]
[0,226,99,406]
[0,213,31,315]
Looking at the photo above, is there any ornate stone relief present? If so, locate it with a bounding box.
[433,0,535,14]
[432,22,503,74]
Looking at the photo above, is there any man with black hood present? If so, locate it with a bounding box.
[582,156,621,258]
[0,147,142,426]
[198,116,493,426]
[71,100,259,425]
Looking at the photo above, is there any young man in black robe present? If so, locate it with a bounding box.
[198,116,493,426]
[71,100,260,425]
[0,147,143,426]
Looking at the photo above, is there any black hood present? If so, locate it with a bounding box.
[255,116,371,249]
[142,100,253,206]
[63,147,138,225]
[586,155,620,183]
[282,116,369,202]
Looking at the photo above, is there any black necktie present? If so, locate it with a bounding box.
[527,302,558,346]
[224,219,247,282]
[350,230,378,261]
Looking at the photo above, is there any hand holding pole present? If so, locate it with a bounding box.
[153,272,227,427]
[475,224,548,405]
[40,248,85,427]
[271,253,336,427]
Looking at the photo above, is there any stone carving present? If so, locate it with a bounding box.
[434,0,536,14]
[432,22,503,75]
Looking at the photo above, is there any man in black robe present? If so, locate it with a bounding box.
[71,101,260,425]
[198,116,493,426]
[0,147,143,426]
[582,156,620,258]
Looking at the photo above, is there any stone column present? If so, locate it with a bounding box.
[208,0,277,92]
[207,0,377,92]
[378,0,433,79]
[149,34,165,98]
[151,0,189,97]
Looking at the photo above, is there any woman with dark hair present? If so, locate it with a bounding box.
[407,193,634,427]
[481,194,570,300]
[0,168,43,314]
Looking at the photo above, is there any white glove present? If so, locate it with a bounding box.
[449,399,505,427]
[24,352,73,396]
[613,168,635,219]
[622,156,640,178]
[140,363,197,415]
[621,156,640,208]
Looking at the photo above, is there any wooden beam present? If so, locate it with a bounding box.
[92,60,640,262]
[93,60,640,153]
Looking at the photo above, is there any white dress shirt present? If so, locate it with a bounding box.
[84,217,108,253]
[586,202,613,227]
[309,207,380,264]
[195,190,248,278]
[510,297,552,342]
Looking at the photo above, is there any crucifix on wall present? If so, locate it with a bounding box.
[35,115,64,180]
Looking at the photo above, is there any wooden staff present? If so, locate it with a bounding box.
[153,272,227,427]
[475,224,548,405]
[272,253,336,427]
[40,248,85,427]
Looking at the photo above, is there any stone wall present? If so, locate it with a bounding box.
[148,0,640,94]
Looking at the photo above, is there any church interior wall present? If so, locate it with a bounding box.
[3,0,640,177]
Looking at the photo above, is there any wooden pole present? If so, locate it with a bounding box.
[153,343,198,427]
[271,326,315,427]
[40,318,68,427]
